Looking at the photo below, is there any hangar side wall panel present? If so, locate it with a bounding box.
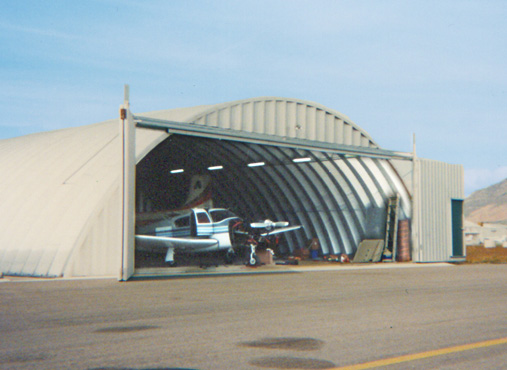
[0,122,121,277]
[0,119,169,278]
[64,185,121,277]
[417,159,464,262]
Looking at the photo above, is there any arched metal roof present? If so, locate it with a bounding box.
[189,96,378,147]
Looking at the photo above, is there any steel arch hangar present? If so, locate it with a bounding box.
[128,97,413,275]
[0,95,464,280]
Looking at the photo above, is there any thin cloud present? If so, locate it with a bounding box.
[0,21,82,41]
[465,167,507,196]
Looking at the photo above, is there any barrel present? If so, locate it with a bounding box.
[396,219,411,262]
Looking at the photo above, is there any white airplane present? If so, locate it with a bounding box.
[135,208,302,266]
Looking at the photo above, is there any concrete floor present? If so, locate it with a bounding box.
[1,263,506,370]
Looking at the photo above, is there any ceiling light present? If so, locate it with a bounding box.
[170,169,184,174]
[293,157,311,163]
[247,162,265,168]
[208,165,223,171]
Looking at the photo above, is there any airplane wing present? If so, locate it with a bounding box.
[261,225,302,236]
[135,235,219,264]
[135,235,218,251]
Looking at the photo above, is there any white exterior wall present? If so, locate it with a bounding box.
[413,158,464,262]
[0,120,168,278]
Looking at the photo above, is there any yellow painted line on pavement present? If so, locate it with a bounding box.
[332,337,507,370]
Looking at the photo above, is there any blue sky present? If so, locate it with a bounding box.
[1,0,506,195]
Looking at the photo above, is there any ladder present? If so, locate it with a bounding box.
[383,194,400,261]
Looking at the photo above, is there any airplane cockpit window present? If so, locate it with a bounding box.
[209,209,236,222]
[196,212,211,224]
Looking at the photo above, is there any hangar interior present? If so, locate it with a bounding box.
[133,133,411,268]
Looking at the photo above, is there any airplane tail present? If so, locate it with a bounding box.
[182,175,213,209]
[136,175,213,227]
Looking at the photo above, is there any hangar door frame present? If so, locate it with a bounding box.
[134,115,413,160]
[120,103,414,280]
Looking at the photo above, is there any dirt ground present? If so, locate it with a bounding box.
[466,245,507,263]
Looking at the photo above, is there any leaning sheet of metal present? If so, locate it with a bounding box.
[352,239,385,263]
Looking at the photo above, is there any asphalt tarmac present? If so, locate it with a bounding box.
[1,263,506,370]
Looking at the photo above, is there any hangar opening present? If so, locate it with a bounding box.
[134,133,411,269]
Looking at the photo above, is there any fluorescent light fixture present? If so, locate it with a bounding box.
[208,165,223,171]
[247,161,265,168]
[293,157,311,163]
[170,169,184,174]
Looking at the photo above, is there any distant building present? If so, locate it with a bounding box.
[464,220,507,247]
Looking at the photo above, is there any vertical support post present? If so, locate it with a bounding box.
[119,84,136,281]
[411,133,421,262]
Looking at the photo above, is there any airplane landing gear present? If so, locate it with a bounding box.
[247,243,260,267]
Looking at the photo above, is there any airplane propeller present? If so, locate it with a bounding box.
[229,218,303,266]
[250,220,289,230]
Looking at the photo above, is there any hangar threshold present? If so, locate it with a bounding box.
[131,261,452,280]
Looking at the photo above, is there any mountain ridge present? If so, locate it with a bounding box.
[465,178,507,225]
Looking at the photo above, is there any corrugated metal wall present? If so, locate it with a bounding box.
[414,158,464,262]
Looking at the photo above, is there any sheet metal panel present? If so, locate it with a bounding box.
[415,159,464,262]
